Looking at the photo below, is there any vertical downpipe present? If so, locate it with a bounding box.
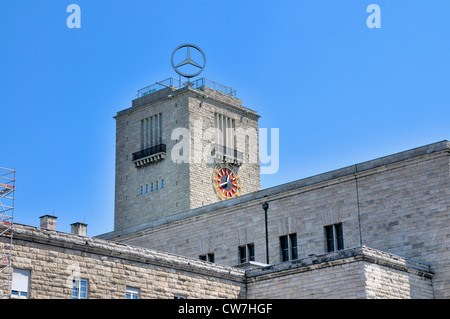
[262,202,269,264]
[355,165,363,246]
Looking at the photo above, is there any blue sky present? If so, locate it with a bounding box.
[1,1,449,236]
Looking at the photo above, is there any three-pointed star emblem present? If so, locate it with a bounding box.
[175,47,203,69]
[171,44,206,78]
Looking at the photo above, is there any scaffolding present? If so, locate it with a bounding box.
[0,167,15,299]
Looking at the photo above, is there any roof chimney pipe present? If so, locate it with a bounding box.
[39,215,57,230]
[71,222,88,236]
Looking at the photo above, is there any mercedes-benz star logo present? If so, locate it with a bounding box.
[171,44,206,79]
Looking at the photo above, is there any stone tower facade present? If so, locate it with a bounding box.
[114,79,261,231]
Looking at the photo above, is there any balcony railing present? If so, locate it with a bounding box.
[132,144,166,164]
[212,144,244,165]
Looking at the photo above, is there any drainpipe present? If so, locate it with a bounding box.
[262,202,269,264]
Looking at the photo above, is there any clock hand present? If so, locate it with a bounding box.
[219,175,230,187]
[219,180,228,187]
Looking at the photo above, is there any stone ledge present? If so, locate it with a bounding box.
[245,246,433,282]
[133,152,166,168]
[117,84,258,120]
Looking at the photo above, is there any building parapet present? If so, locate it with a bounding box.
[115,78,258,119]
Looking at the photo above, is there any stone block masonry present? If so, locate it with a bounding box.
[2,223,245,299]
[100,140,450,298]
[0,223,433,298]
[114,84,260,232]
[246,246,433,299]
[0,223,434,299]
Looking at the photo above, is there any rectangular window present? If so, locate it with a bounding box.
[214,113,236,149]
[72,278,88,299]
[325,225,334,252]
[126,286,140,299]
[151,182,153,192]
[140,185,143,196]
[239,246,246,264]
[145,184,148,194]
[155,180,158,191]
[141,113,163,150]
[238,244,255,264]
[199,253,214,263]
[11,269,30,299]
[248,243,255,262]
[325,223,344,252]
[280,235,289,262]
[161,179,164,189]
[335,223,344,250]
[280,233,298,262]
[290,233,298,259]
[174,295,187,299]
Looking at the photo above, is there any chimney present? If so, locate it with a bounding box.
[40,215,57,230]
[71,222,88,236]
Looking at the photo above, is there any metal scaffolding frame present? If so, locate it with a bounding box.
[0,167,15,299]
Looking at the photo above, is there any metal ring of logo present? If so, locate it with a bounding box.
[171,44,206,78]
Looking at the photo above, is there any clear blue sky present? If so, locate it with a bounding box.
[1,1,449,236]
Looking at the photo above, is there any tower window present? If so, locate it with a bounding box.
[214,113,235,149]
[141,113,163,150]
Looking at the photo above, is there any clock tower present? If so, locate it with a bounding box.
[113,77,261,232]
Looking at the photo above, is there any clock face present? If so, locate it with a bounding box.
[212,163,241,200]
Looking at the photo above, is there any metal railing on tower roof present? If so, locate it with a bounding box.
[137,77,237,99]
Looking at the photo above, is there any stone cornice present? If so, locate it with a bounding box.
[115,85,259,120]
[245,246,433,282]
